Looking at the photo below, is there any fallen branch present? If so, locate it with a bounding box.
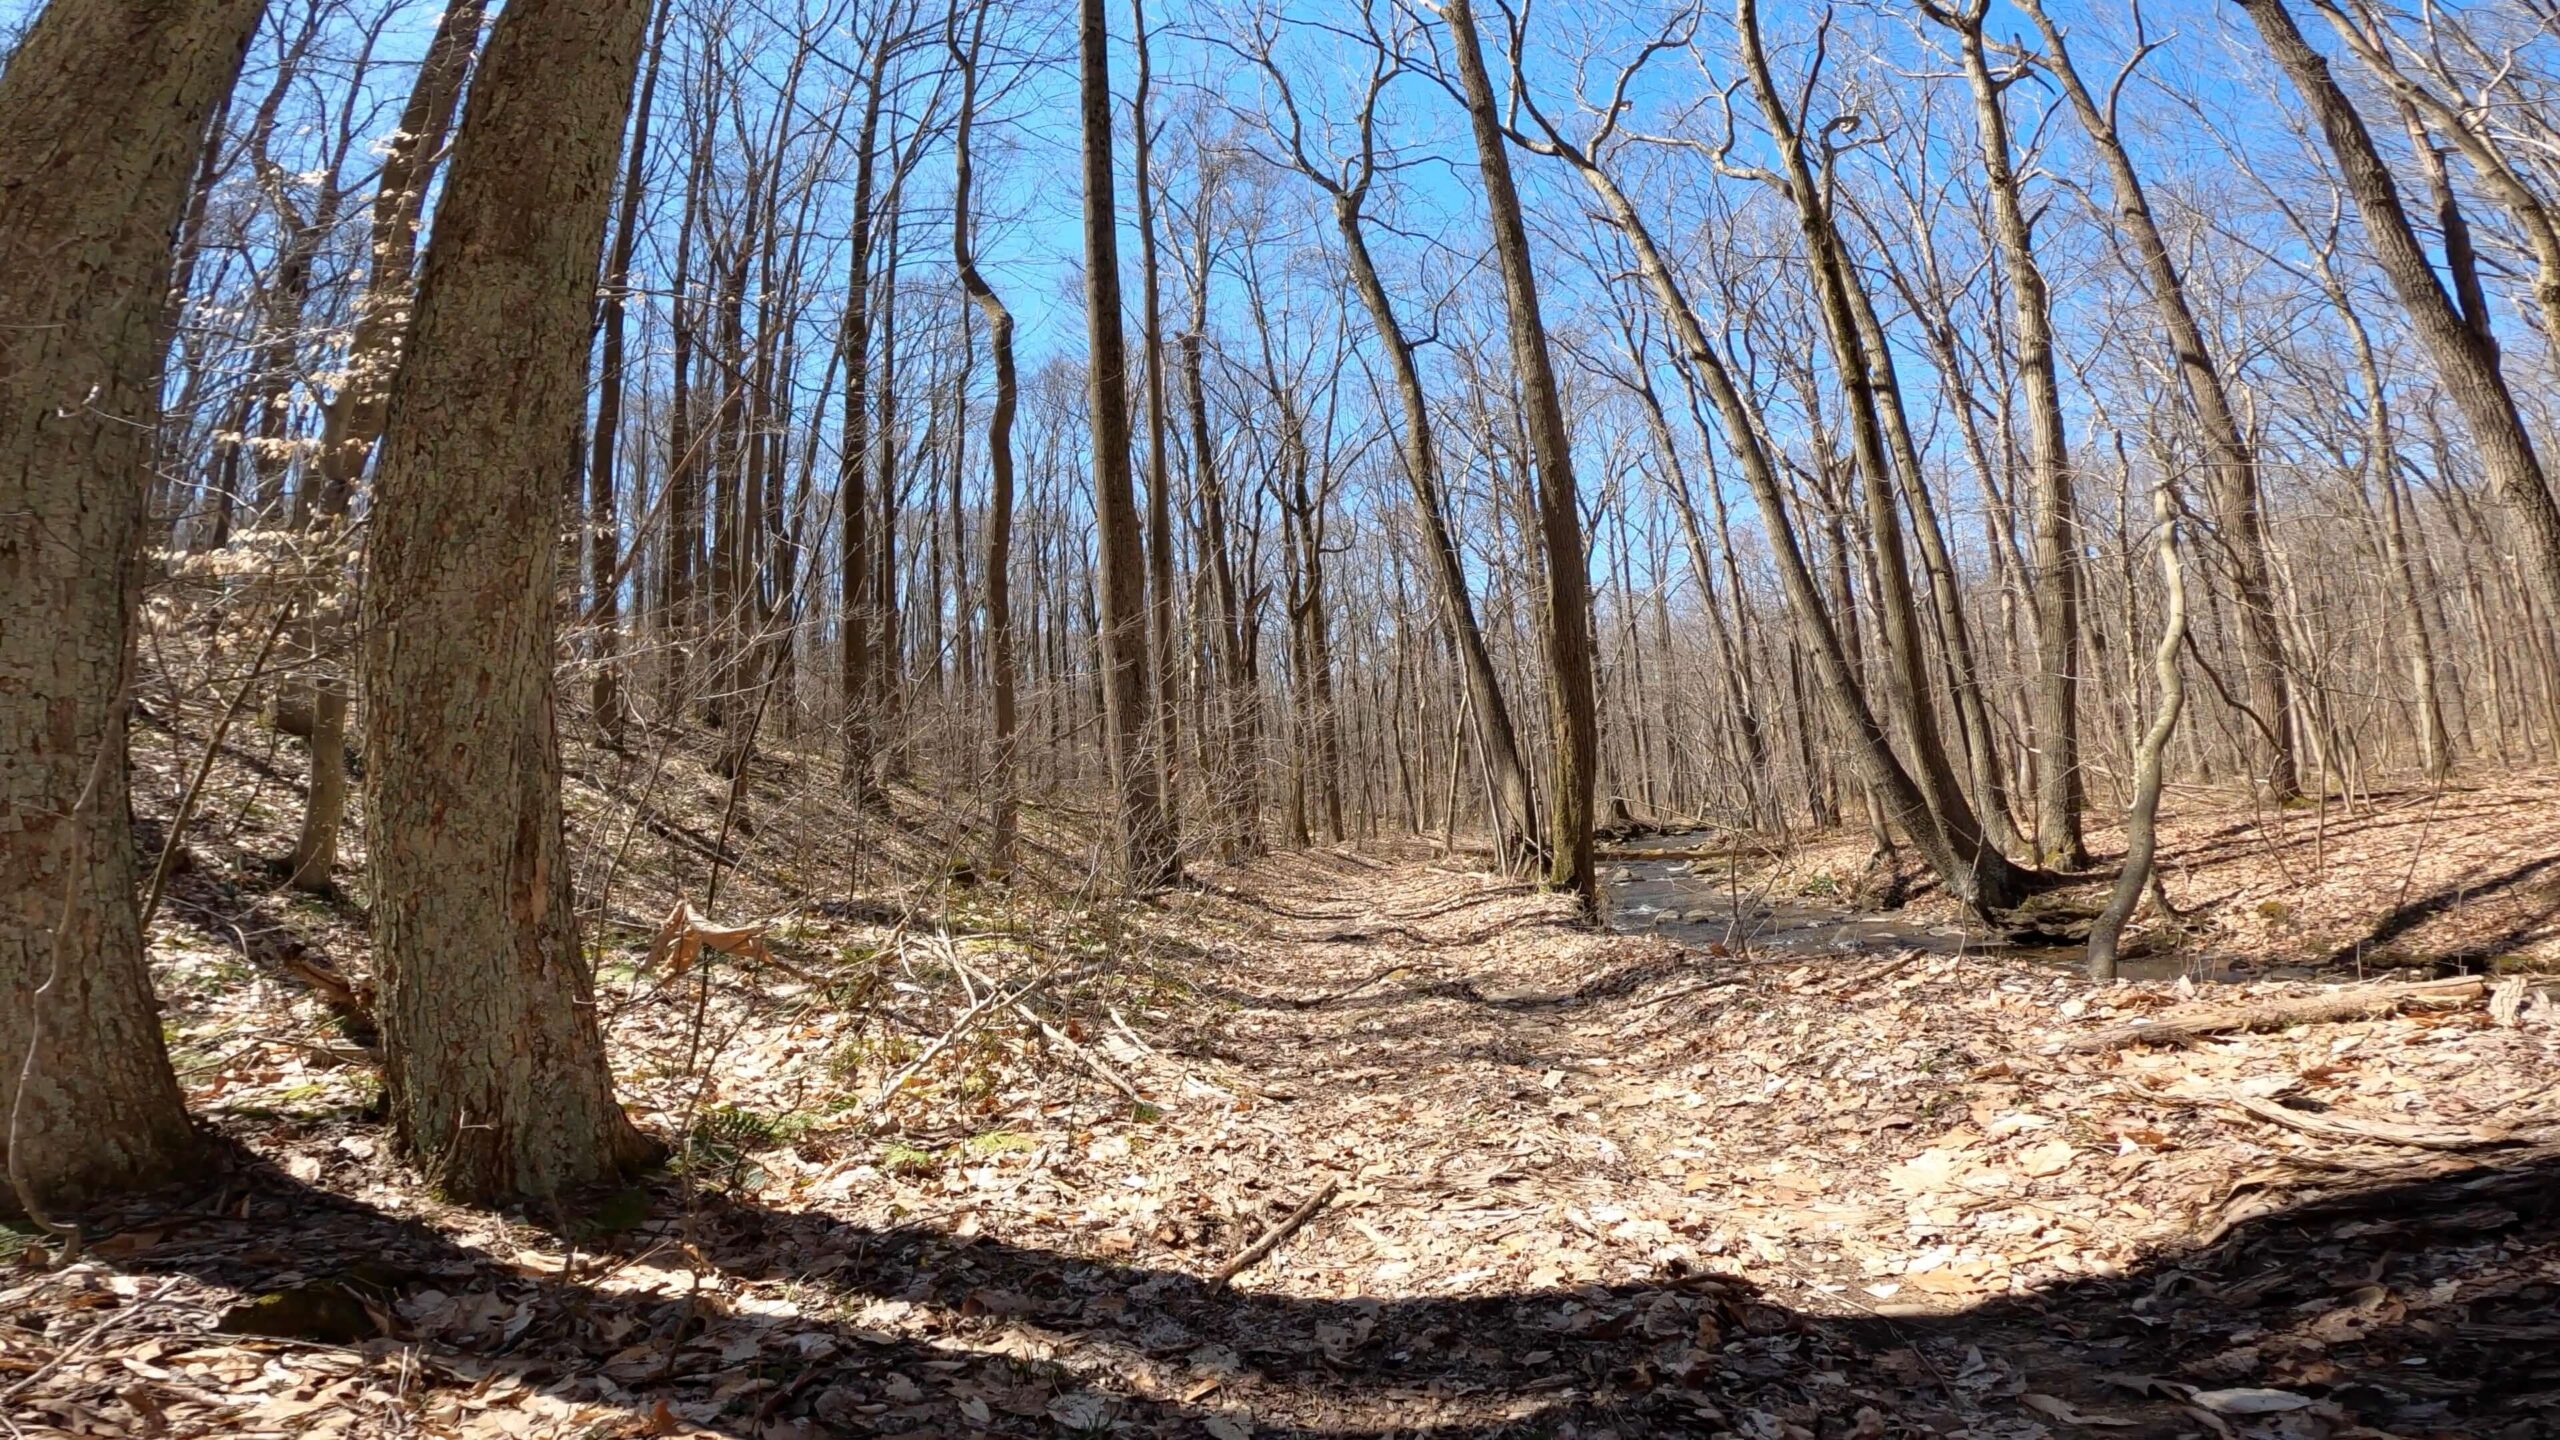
[1208,1179,1341,1289]
[2217,1093,2523,1152]
[2065,976,2489,1052]
[951,957,1148,1107]
[859,966,1052,1119]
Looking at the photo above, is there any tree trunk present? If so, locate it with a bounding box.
[2089,466,2189,980]
[583,0,669,748]
[308,0,489,516]
[2237,0,2560,632]
[1333,196,1540,868]
[359,0,660,1202]
[949,3,1020,872]
[0,0,265,1216]
[1939,5,2086,867]
[1079,0,1179,888]
[1130,0,1182,822]
[2023,0,2300,802]
[1443,0,1598,911]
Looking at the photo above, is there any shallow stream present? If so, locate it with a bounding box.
[1596,832,2213,980]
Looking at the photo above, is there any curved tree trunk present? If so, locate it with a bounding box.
[360,0,660,1203]
[949,1,1021,872]
[0,0,267,1217]
[2089,468,2189,980]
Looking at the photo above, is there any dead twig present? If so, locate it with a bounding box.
[1208,1178,1341,1289]
[950,955,1149,1107]
[859,963,1054,1120]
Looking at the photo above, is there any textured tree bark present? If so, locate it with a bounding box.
[359,0,659,1202]
[0,0,268,1216]
[837,40,890,801]
[2237,0,2560,637]
[287,677,347,894]
[2024,0,2299,803]
[1079,0,1180,888]
[1443,0,1598,912]
[307,0,488,517]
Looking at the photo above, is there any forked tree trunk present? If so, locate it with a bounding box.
[1443,0,1598,911]
[2089,469,2189,980]
[359,0,660,1202]
[0,0,266,1216]
[1078,0,1179,888]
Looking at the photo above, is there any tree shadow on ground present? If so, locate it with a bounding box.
[24,1132,2555,1439]
[2321,853,2560,970]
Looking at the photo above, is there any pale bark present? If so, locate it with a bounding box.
[2089,471,2188,980]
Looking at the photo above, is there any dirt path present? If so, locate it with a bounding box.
[11,850,2558,1439]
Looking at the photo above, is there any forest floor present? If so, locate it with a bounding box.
[7,703,2560,1439]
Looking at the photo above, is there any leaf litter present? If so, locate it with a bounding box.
[9,768,2560,1438]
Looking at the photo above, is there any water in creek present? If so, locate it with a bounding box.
[1596,833,2218,980]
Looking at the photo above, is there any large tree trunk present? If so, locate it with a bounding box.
[0,0,266,1217]
[359,0,659,1203]
[1078,0,1179,888]
[1443,0,1598,912]
[2236,0,2560,636]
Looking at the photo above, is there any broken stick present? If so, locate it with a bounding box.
[1209,1179,1341,1289]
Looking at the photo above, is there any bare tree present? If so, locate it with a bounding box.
[1438,0,1598,909]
